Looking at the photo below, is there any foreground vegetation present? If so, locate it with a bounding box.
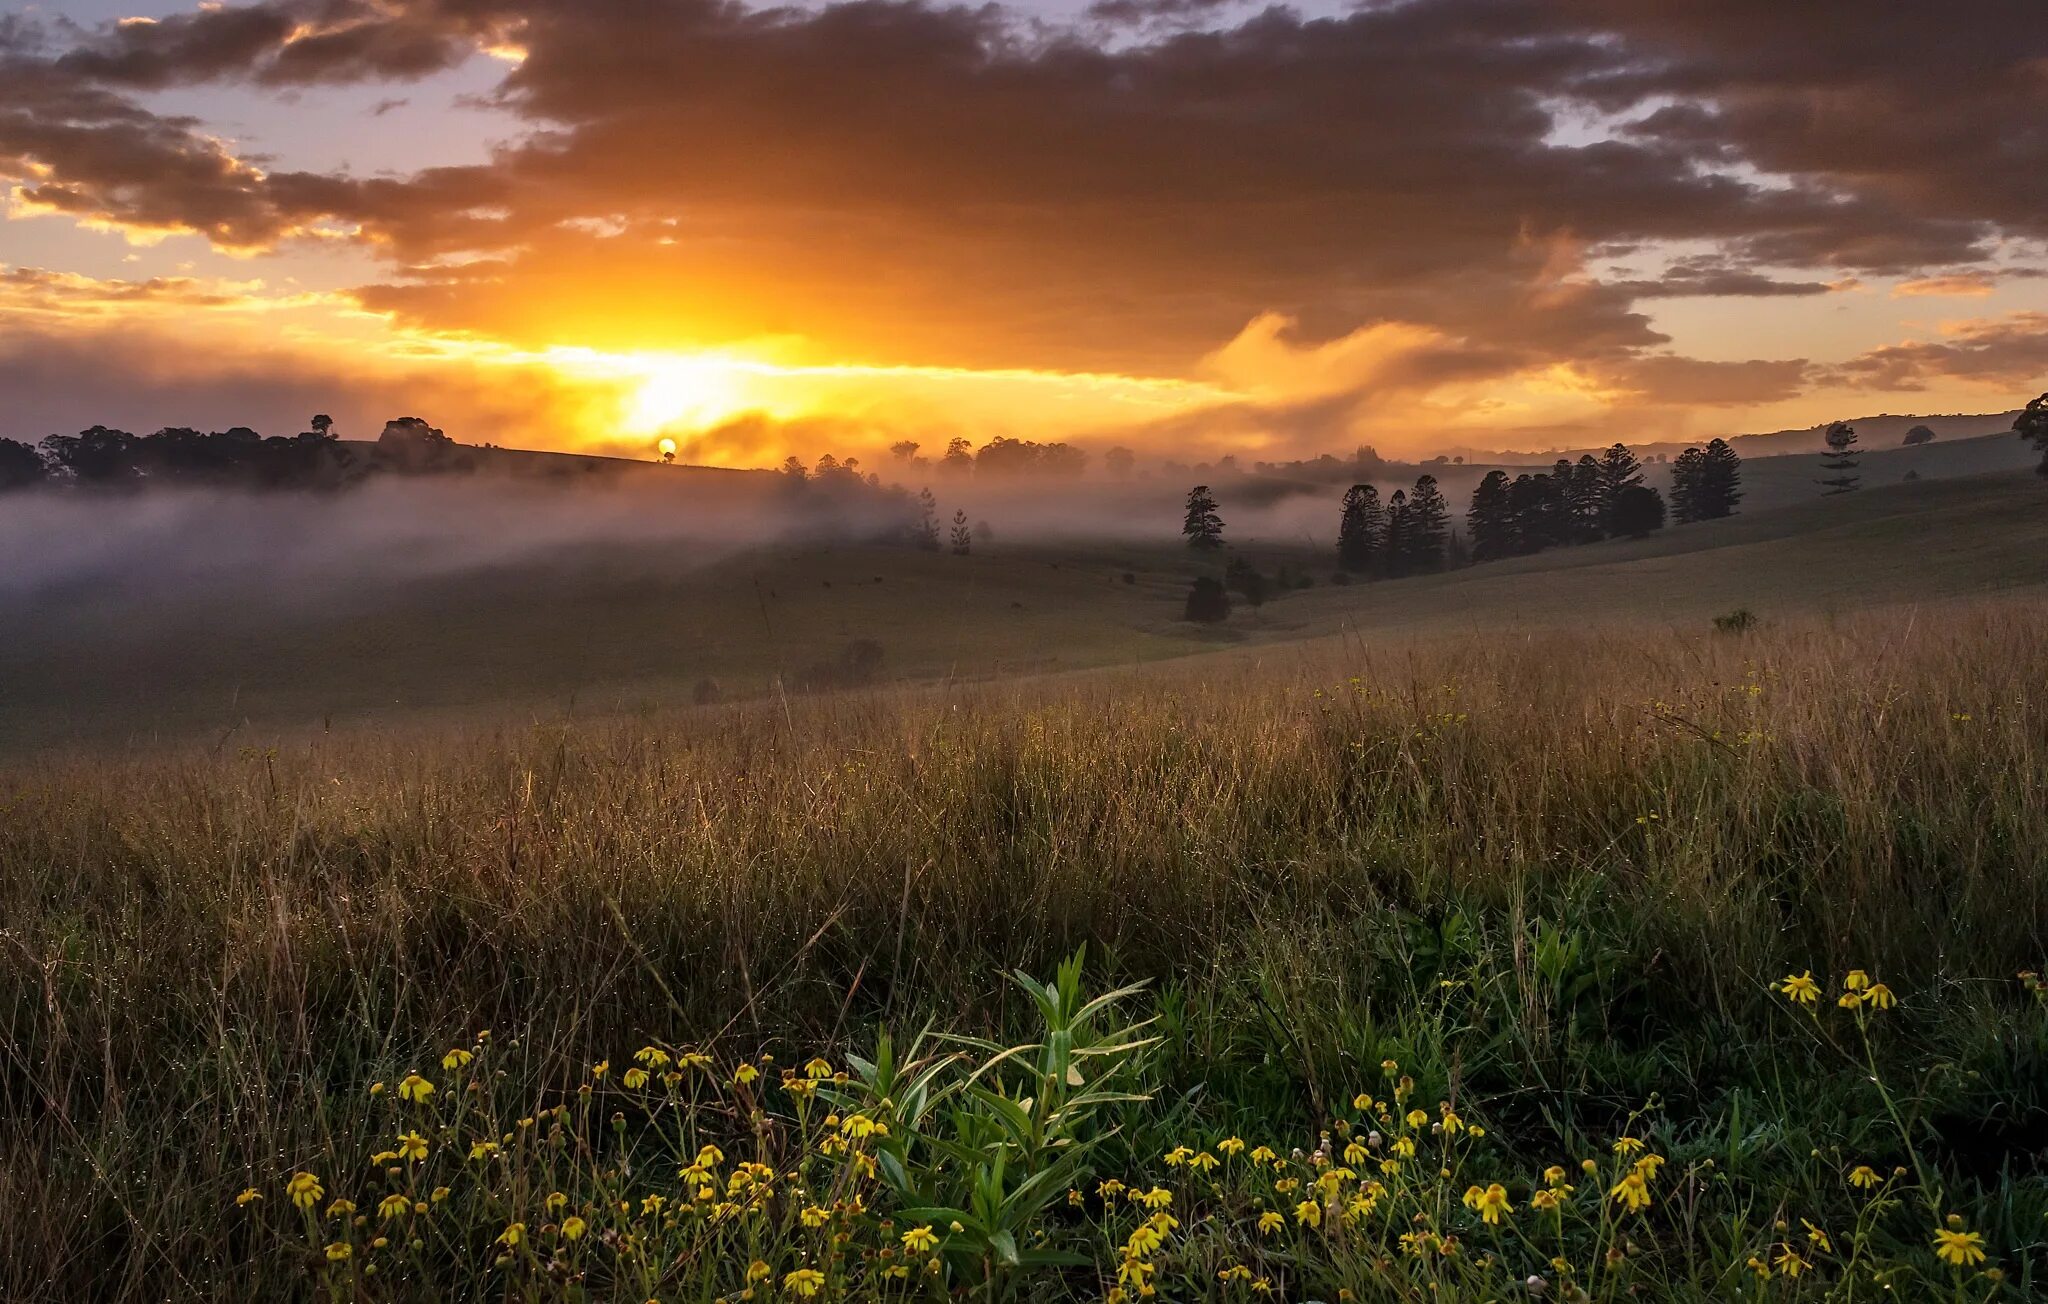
[4,601,2046,1297]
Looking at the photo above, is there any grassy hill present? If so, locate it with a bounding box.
[1,466,2041,754]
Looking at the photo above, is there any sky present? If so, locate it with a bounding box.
[3,0,2047,467]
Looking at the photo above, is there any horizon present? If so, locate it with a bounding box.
[4,1,2046,468]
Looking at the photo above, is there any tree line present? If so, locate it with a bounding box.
[0,416,485,494]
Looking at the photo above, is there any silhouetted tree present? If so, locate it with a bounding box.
[1183,576,1230,622]
[1183,485,1224,549]
[889,440,920,463]
[1104,446,1135,479]
[1697,438,1743,517]
[1609,484,1667,538]
[1383,488,1410,572]
[1819,421,1860,493]
[1402,474,1450,572]
[2015,393,2048,475]
[309,414,335,439]
[0,437,45,491]
[950,509,971,555]
[1598,443,1643,532]
[940,437,974,476]
[1902,424,1935,446]
[1567,454,1606,542]
[1466,470,1513,561]
[1226,556,1269,610]
[913,487,941,550]
[40,426,138,485]
[1508,472,1567,553]
[1336,483,1385,573]
[1670,446,1707,522]
[780,455,807,481]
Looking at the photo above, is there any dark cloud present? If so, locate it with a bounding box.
[1825,313,2048,392]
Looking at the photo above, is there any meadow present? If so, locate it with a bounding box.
[4,596,2045,1299]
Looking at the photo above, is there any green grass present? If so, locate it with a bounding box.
[3,596,2046,1297]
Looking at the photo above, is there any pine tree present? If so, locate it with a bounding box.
[1467,470,1514,561]
[913,487,941,550]
[1597,443,1643,532]
[1669,447,1706,523]
[1698,438,1742,517]
[1383,489,1410,574]
[949,509,971,555]
[1403,475,1450,572]
[1336,483,1385,573]
[1183,485,1224,549]
[1567,454,1605,541]
[1818,421,1859,494]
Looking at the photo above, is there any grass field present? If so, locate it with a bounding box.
[4,567,2048,1297]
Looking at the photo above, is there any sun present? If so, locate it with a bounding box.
[622,354,752,433]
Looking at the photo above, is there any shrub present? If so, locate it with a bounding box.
[1183,576,1231,622]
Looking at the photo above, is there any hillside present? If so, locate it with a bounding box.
[1,466,2041,755]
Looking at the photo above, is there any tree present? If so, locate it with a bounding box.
[2014,393,2048,475]
[1609,484,1667,537]
[1402,475,1450,572]
[1226,556,1269,610]
[1902,424,1935,446]
[1597,443,1643,532]
[1104,446,1135,479]
[1669,447,1705,523]
[1183,576,1230,622]
[1382,489,1410,573]
[913,487,941,550]
[780,455,807,481]
[0,437,45,491]
[950,509,971,555]
[308,414,335,439]
[1507,472,1566,553]
[1567,454,1605,542]
[940,437,974,475]
[1818,421,1859,494]
[1336,483,1385,573]
[1183,485,1224,549]
[1697,438,1743,518]
[40,426,138,484]
[889,440,921,463]
[1466,471,1513,561]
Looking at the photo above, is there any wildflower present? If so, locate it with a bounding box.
[902,1225,938,1253]
[784,1267,825,1296]
[1632,1154,1666,1181]
[497,1222,525,1248]
[1542,1166,1569,1187]
[1136,1186,1173,1210]
[591,1060,609,1078]
[287,1172,325,1211]
[368,1081,386,1096]
[430,1187,450,1203]
[1838,991,1863,1009]
[1530,1189,1562,1213]
[1294,1199,1322,1228]
[635,1046,671,1068]
[1405,1109,1428,1129]
[623,1068,649,1089]
[1381,1059,1399,1076]
[1188,1151,1220,1173]
[643,1195,668,1217]
[441,1048,473,1072]
[1439,1104,1465,1134]
[1774,1247,1810,1279]
[325,1242,352,1263]
[1848,1165,1881,1189]
[378,1194,411,1221]
[545,1191,568,1214]
[1219,1265,1253,1283]
[1257,1211,1284,1236]
[1864,983,1896,1010]
[1163,1145,1192,1167]
[396,1130,429,1162]
[1098,1179,1126,1199]
[733,1063,760,1086]
[1249,1146,1277,1166]
[562,1216,587,1241]
[1778,972,1821,1005]
[1802,1220,1832,1253]
[1932,1225,1987,1267]
[800,1205,828,1228]
[698,1144,726,1168]
[1126,1222,1166,1256]
[1845,970,1870,992]
[1611,1136,1645,1156]
[1608,1171,1652,1213]
[397,1073,434,1103]
[1218,1136,1245,1157]
[1352,1093,1374,1111]
[1462,1183,1512,1225]
[235,1188,262,1207]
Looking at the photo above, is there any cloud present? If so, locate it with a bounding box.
[1892,273,1998,298]
[1827,312,2048,392]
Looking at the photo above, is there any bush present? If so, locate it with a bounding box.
[1713,608,1758,633]
[1183,576,1231,622]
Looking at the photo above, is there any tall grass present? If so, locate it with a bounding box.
[3,601,2045,1296]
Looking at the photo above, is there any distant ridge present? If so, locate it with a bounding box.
[1449,409,2026,465]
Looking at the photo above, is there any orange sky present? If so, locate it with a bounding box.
[4,1,2046,466]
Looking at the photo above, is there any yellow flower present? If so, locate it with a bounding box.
[1932,1226,1986,1267]
[800,1205,828,1228]
[1125,1222,1165,1256]
[287,1172,324,1211]
[698,1143,726,1168]
[642,1195,668,1216]
[1219,1265,1253,1283]
[1838,991,1863,1009]
[746,1261,773,1283]
[1249,1146,1277,1166]
[397,1073,434,1103]
[1405,1109,1428,1129]
[734,1063,760,1086]
[235,1188,262,1207]
[1778,972,1820,1004]
[1188,1151,1220,1173]
[1163,1145,1193,1167]
[441,1048,473,1072]
[1844,970,1871,992]
[1352,1093,1374,1111]
[1097,1179,1126,1199]
[635,1045,672,1068]
[1864,983,1896,1010]
[497,1222,525,1248]
[1218,1136,1245,1157]
[1530,1189,1562,1213]
[902,1224,939,1253]
[1257,1211,1284,1236]
[1462,1183,1511,1225]
[1774,1247,1810,1278]
[1802,1220,1832,1253]
[545,1191,568,1214]
[1136,1186,1173,1210]
[1294,1199,1322,1228]
[1608,1171,1652,1213]
[377,1194,411,1221]
[1611,1136,1645,1156]
[1632,1154,1666,1181]
[1848,1165,1881,1189]
[325,1242,352,1262]
[430,1187,450,1203]
[623,1067,649,1089]
[396,1130,429,1162]
[784,1267,825,1296]
[804,1057,832,1079]
[562,1216,587,1241]
[591,1060,609,1078]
